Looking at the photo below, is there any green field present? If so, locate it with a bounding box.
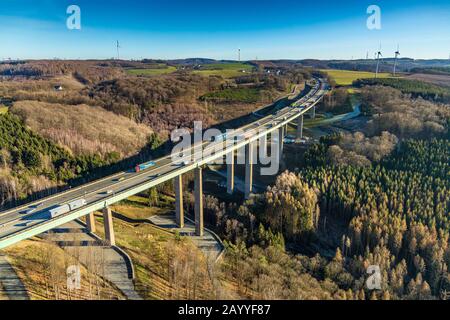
[201,87,260,103]
[193,62,254,78]
[126,65,177,76]
[321,69,391,86]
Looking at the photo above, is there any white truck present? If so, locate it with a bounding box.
[48,199,87,218]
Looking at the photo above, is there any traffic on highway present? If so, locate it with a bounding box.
[0,78,328,249]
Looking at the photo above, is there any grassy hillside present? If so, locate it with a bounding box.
[12,101,153,158]
[0,112,110,205]
[321,69,391,86]
[91,209,217,300]
[5,240,124,300]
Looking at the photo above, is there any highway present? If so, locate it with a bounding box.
[0,78,329,249]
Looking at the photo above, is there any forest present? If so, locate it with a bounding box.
[354,78,450,103]
[195,82,450,300]
[200,136,449,300]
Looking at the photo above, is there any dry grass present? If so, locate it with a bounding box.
[406,73,450,88]
[0,283,6,300]
[92,203,223,300]
[111,195,173,220]
[5,240,124,300]
[11,100,153,158]
[0,75,88,103]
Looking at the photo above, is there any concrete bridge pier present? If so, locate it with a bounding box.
[174,175,184,228]
[103,207,116,246]
[86,212,96,233]
[312,106,316,119]
[244,143,254,199]
[279,126,285,155]
[194,167,204,237]
[227,150,235,195]
[297,115,304,140]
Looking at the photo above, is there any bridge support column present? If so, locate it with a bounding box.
[244,143,254,199]
[312,106,316,119]
[103,207,115,246]
[194,167,204,237]
[227,150,235,195]
[174,175,184,228]
[296,115,304,140]
[86,212,96,233]
[279,126,284,156]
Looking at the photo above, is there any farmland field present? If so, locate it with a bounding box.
[201,87,260,103]
[0,106,8,114]
[126,65,177,76]
[321,69,391,86]
[193,62,254,78]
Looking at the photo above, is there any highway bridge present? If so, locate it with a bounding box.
[0,78,329,249]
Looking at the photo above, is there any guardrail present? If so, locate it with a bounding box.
[0,78,328,249]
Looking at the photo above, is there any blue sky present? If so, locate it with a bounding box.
[1,0,449,60]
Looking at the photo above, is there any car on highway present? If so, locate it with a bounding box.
[25,208,37,214]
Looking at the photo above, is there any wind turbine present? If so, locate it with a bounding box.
[116,41,121,60]
[393,45,400,76]
[375,45,383,78]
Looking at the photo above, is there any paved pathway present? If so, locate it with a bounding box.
[0,255,29,300]
[42,220,141,300]
[148,214,224,261]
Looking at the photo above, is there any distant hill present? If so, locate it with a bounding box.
[167,58,218,66]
